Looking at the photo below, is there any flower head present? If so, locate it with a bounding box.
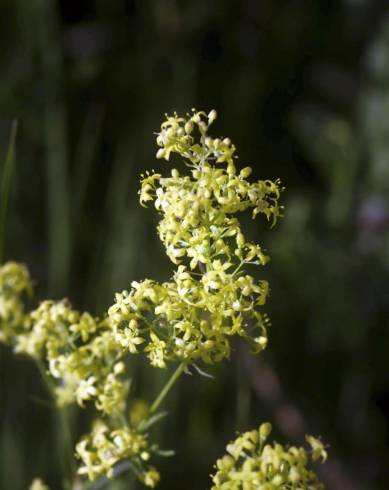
[116,110,283,368]
[211,423,327,489]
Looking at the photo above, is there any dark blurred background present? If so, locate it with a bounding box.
[1,0,389,489]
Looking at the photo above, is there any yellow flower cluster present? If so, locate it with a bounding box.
[211,423,327,490]
[0,262,31,343]
[76,420,159,487]
[111,109,282,368]
[0,110,284,489]
[14,299,128,414]
[0,265,156,486]
[109,267,269,368]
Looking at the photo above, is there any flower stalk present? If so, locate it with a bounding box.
[150,362,186,415]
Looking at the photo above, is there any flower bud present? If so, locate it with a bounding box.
[185,120,194,133]
[208,109,217,123]
[240,166,252,178]
[114,362,125,375]
[156,148,165,159]
[259,422,272,440]
[237,233,245,247]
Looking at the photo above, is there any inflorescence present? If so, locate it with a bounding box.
[211,423,327,490]
[0,110,326,490]
[112,109,282,367]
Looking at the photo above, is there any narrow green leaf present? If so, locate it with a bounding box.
[192,363,214,379]
[138,410,168,432]
[0,120,18,264]
[156,449,175,458]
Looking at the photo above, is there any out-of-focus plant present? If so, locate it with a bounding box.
[0,110,327,489]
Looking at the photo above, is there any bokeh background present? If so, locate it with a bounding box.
[1,1,389,489]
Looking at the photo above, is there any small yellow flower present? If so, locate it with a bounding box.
[145,332,167,368]
[142,466,160,488]
[306,434,328,462]
[76,376,98,406]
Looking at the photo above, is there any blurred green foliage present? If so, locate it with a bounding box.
[1,1,389,489]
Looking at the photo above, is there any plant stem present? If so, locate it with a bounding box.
[36,361,75,487]
[0,120,18,264]
[232,259,245,277]
[149,362,186,415]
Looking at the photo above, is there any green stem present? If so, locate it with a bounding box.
[36,361,75,487]
[232,259,245,277]
[149,362,186,415]
[0,120,18,264]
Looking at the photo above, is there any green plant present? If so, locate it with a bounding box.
[0,110,327,489]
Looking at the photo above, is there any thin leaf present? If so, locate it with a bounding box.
[156,449,175,458]
[138,410,168,432]
[192,363,214,379]
[0,120,18,264]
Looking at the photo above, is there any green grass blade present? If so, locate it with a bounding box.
[0,120,18,264]
[74,105,104,212]
[38,0,71,295]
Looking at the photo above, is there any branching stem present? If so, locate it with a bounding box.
[149,362,186,415]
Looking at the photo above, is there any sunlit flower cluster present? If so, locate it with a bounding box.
[111,109,282,368]
[211,423,327,490]
[109,267,269,368]
[13,299,127,414]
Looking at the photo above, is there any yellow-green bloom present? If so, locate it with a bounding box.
[76,420,158,486]
[141,466,160,488]
[211,423,327,490]
[110,109,283,369]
